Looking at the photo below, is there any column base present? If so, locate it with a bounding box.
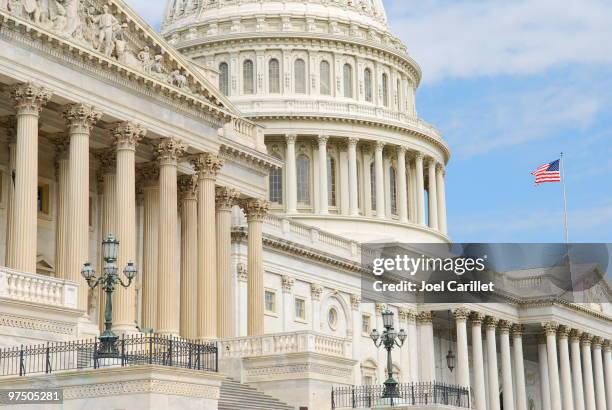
[112,323,140,336]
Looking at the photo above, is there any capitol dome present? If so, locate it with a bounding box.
[162,0,450,243]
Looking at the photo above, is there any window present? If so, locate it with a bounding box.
[269,58,280,93]
[269,166,283,204]
[357,165,362,210]
[328,156,336,207]
[364,68,373,102]
[243,59,254,94]
[370,162,376,211]
[396,78,401,109]
[218,62,229,95]
[382,73,389,107]
[264,290,276,313]
[294,58,306,94]
[296,154,310,204]
[390,167,398,215]
[295,297,306,321]
[343,63,353,98]
[363,376,374,386]
[37,183,50,216]
[320,61,331,95]
[362,315,371,335]
[328,307,338,330]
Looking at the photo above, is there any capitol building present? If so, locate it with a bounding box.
[0,0,609,409]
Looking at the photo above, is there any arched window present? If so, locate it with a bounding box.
[328,156,336,207]
[243,59,254,94]
[320,61,331,95]
[269,59,280,93]
[370,162,376,211]
[364,68,373,102]
[396,78,401,109]
[382,73,389,107]
[343,63,353,98]
[297,154,310,203]
[218,62,229,96]
[269,158,283,204]
[390,167,398,215]
[294,59,306,94]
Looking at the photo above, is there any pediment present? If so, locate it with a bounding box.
[0,0,237,119]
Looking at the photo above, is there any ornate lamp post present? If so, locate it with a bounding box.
[81,234,137,357]
[370,308,407,398]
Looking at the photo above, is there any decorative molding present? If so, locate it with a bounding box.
[156,137,186,165]
[9,82,51,115]
[191,152,224,180]
[310,284,323,301]
[112,121,146,151]
[62,379,219,400]
[349,294,360,310]
[0,313,76,335]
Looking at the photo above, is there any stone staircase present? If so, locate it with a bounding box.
[218,378,294,410]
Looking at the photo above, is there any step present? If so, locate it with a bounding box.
[218,377,294,410]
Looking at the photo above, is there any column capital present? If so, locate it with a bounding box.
[348,137,359,147]
[311,284,323,300]
[191,152,224,179]
[452,307,471,322]
[470,311,486,325]
[112,121,146,151]
[156,137,186,166]
[375,141,385,152]
[569,329,583,342]
[557,325,571,339]
[592,336,604,348]
[350,294,361,310]
[436,162,445,173]
[542,321,559,336]
[286,134,297,144]
[10,82,52,115]
[281,275,294,293]
[317,134,329,145]
[484,316,498,330]
[603,340,611,352]
[63,104,102,133]
[95,148,117,175]
[415,152,424,161]
[498,319,512,334]
[399,308,417,322]
[417,310,434,324]
[396,145,407,155]
[241,198,269,222]
[581,332,593,347]
[511,324,524,338]
[216,186,240,211]
[137,162,160,187]
[177,174,198,201]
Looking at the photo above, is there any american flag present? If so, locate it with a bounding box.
[531,159,561,185]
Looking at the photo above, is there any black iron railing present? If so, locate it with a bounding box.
[0,334,217,377]
[331,382,471,409]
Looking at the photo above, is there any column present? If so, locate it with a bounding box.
[512,325,528,410]
[543,322,562,410]
[8,83,51,272]
[285,134,297,214]
[191,153,223,340]
[242,198,269,336]
[362,146,373,217]
[592,337,607,410]
[375,304,386,383]
[582,334,597,410]
[351,295,362,385]
[408,156,417,222]
[339,145,349,215]
[538,335,552,410]
[112,122,144,333]
[499,320,515,410]
[156,137,186,336]
[415,153,425,225]
[406,309,419,381]
[558,326,575,410]
[570,330,586,410]
[397,147,408,223]
[318,135,329,214]
[374,141,385,218]
[427,158,438,230]
[417,311,435,381]
[436,163,447,234]
[281,276,294,331]
[178,175,198,339]
[4,117,16,268]
[603,341,612,410]
[470,312,487,410]
[398,309,410,382]
[348,137,359,216]
[485,317,501,410]
[52,137,69,278]
[311,284,322,332]
[237,264,248,336]
[64,104,101,313]
[453,308,470,389]
[139,163,159,331]
[216,186,240,338]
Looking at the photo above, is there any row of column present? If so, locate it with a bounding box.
[283,134,447,234]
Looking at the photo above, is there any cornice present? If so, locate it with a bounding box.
[218,137,283,173]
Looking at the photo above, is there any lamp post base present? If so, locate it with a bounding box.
[382,378,399,398]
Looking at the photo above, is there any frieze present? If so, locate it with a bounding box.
[62,379,219,400]
[0,313,76,335]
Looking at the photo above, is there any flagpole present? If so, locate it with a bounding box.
[560,152,569,243]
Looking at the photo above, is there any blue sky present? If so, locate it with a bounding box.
[125,0,612,243]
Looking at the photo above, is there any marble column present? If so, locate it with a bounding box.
[427,158,438,230]
[348,137,359,216]
[543,322,562,410]
[285,134,297,214]
[592,337,607,410]
[351,295,362,385]
[415,153,425,225]
[237,264,248,336]
[485,317,501,410]
[4,117,16,268]
[191,153,223,340]
[582,334,597,410]
[417,311,435,381]
[362,146,373,217]
[112,122,144,333]
[178,175,198,340]
[155,138,186,336]
[603,341,612,410]
[398,308,411,382]
[374,141,385,218]
[52,137,70,279]
[216,186,239,338]
[512,325,528,410]
[397,147,408,223]
[318,135,329,214]
[8,83,51,272]
[570,330,586,410]
[406,309,419,382]
[470,312,487,410]
[281,276,294,331]
[311,284,322,332]
[139,163,159,331]
[558,326,575,410]
[436,163,447,234]
[64,104,101,313]
[499,320,515,410]
[538,335,552,410]
[242,198,269,336]
[453,308,470,389]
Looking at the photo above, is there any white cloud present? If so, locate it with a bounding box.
[385,0,612,83]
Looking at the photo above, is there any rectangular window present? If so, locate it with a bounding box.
[295,297,306,321]
[38,183,50,215]
[265,290,276,313]
[362,315,371,335]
